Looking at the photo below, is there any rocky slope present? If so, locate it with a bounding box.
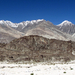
[0,35,75,63]
[0,23,25,43]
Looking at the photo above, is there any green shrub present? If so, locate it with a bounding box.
[70,67,73,70]
[63,72,66,73]
[30,73,34,75]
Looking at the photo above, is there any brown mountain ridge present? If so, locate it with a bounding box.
[0,35,75,63]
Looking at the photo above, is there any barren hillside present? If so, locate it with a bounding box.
[0,35,75,63]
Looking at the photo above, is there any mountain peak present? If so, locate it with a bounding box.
[0,20,4,24]
[57,20,74,26]
[61,20,72,24]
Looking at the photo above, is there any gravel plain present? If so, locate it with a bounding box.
[0,61,75,75]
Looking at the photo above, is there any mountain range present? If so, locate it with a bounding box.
[0,19,75,43]
[0,19,75,63]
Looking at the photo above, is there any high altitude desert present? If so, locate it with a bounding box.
[0,19,75,75]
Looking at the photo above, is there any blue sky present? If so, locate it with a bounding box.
[0,0,75,25]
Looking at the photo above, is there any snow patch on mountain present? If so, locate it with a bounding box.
[5,20,18,27]
[0,20,4,24]
[57,20,74,27]
[0,20,18,28]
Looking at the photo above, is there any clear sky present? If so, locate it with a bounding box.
[0,0,75,25]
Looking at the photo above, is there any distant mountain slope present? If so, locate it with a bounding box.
[1,35,75,63]
[57,20,75,35]
[0,24,25,43]
[0,32,15,43]
[0,19,44,43]
[25,20,75,41]
[0,19,75,43]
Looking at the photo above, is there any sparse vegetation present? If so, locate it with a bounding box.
[63,71,66,73]
[70,67,73,70]
[30,73,34,75]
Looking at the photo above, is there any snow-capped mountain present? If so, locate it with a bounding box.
[57,20,75,35]
[0,19,75,43]
[0,19,44,28]
[57,20,74,26]
[0,20,18,28]
[0,19,46,43]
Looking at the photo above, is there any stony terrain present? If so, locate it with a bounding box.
[0,63,75,75]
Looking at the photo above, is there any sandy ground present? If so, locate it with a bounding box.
[0,62,75,75]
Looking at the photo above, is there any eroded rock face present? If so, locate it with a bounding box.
[0,35,75,63]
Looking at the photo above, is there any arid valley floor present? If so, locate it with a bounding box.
[0,62,75,75]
